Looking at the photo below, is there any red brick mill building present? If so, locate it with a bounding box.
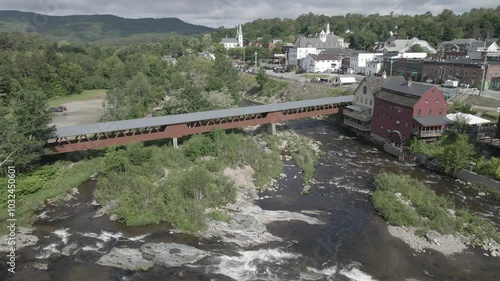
[371,77,448,145]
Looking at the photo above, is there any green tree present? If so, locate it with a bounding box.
[409,44,425,52]
[448,101,477,114]
[256,67,269,90]
[439,133,475,174]
[102,55,126,87]
[54,62,84,95]
[201,34,214,52]
[102,72,157,121]
[0,90,55,169]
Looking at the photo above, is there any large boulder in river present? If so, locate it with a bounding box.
[94,200,119,218]
[139,243,208,268]
[97,248,154,271]
[0,227,38,252]
[425,230,440,243]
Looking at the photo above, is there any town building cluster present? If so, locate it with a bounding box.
[220,22,500,91]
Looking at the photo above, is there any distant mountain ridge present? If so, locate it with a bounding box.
[0,10,215,42]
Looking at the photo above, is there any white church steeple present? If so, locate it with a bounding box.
[237,24,243,47]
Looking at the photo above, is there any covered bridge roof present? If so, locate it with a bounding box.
[55,96,354,138]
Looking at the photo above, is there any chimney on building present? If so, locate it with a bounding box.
[407,78,412,86]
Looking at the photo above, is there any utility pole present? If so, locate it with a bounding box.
[338,55,343,85]
[389,57,394,76]
[479,53,488,97]
[254,51,258,67]
[243,48,245,66]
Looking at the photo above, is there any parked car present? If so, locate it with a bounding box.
[50,105,67,112]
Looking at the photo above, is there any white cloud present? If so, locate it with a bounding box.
[0,0,497,27]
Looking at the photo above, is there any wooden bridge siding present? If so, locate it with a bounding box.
[50,107,342,153]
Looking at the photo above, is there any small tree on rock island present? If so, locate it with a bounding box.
[0,90,55,170]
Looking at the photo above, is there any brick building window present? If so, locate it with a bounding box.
[429,109,432,115]
[417,109,421,116]
[439,108,443,114]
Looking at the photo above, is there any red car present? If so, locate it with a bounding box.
[50,106,67,112]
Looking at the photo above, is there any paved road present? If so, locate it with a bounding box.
[472,105,499,112]
[265,70,365,83]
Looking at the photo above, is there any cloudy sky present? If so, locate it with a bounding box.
[0,0,498,28]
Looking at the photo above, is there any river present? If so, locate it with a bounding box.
[1,118,499,281]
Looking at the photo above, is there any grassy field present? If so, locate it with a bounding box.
[480,111,500,121]
[48,89,107,107]
[463,96,500,108]
[300,74,331,79]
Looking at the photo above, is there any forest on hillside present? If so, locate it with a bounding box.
[0,10,215,43]
[213,6,500,50]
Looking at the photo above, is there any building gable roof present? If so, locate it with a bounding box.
[380,37,436,53]
[221,38,238,44]
[316,53,340,61]
[375,90,420,107]
[381,77,433,97]
[374,77,435,107]
[296,34,345,48]
[354,76,392,98]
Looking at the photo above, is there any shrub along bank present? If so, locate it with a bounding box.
[373,173,500,246]
[0,158,103,235]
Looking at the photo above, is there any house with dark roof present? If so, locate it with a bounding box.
[468,40,500,60]
[288,23,349,66]
[438,38,481,59]
[343,73,391,134]
[299,53,342,73]
[371,77,448,145]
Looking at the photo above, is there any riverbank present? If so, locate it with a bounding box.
[0,158,102,235]
[373,173,500,257]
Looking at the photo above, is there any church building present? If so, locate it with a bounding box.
[221,24,244,49]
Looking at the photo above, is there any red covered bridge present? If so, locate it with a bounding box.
[48,96,353,154]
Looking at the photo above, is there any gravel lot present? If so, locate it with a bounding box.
[50,98,104,128]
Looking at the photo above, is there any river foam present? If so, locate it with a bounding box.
[207,248,300,281]
[307,262,378,281]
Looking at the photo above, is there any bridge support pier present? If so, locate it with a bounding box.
[268,123,277,135]
[173,138,178,149]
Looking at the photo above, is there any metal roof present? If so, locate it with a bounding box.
[446,113,491,125]
[55,96,354,138]
[413,116,446,126]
